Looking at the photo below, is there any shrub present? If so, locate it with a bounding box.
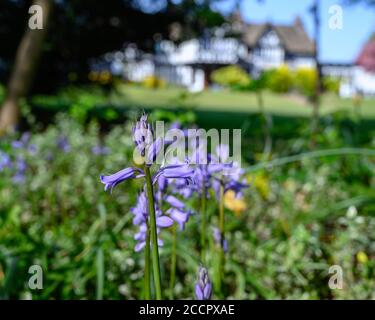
[142,75,167,89]
[211,65,251,89]
[88,70,113,85]
[323,76,340,95]
[294,67,317,99]
[264,65,294,93]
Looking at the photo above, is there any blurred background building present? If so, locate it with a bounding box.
[94,13,375,97]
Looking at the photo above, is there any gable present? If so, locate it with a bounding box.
[274,25,314,56]
[258,30,281,47]
[356,35,375,71]
[243,22,314,56]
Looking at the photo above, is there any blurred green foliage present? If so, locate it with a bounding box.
[294,68,318,99]
[211,66,251,89]
[238,67,341,99]
[323,77,341,95]
[0,111,374,299]
[142,76,167,90]
[263,65,295,93]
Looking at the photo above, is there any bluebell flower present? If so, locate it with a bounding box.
[27,144,38,155]
[165,194,193,230]
[157,172,193,200]
[169,121,181,130]
[153,163,193,183]
[131,192,149,225]
[92,145,110,155]
[157,174,168,193]
[100,163,193,194]
[165,195,185,210]
[11,132,30,149]
[11,132,37,155]
[132,113,154,158]
[134,223,148,252]
[0,151,12,171]
[212,227,228,253]
[173,178,194,198]
[11,141,23,149]
[209,144,248,196]
[57,136,70,153]
[12,173,25,184]
[154,173,194,231]
[188,147,213,196]
[131,191,174,252]
[46,152,54,162]
[131,114,166,166]
[12,156,26,184]
[100,116,193,193]
[146,137,163,166]
[100,114,194,254]
[195,266,212,300]
[100,167,144,193]
[167,207,192,230]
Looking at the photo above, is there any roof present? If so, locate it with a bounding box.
[242,23,267,47]
[243,22,315,55]
[356,35,375,71]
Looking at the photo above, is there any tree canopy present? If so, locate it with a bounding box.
[0,0,226,93]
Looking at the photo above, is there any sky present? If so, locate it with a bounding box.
[212,0,375,63]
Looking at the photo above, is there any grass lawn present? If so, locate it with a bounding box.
[115,85,375,119]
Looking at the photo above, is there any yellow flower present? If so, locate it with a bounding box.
[88,71,99,82]
[357,251,368,264]
[99,71,111,84]
[246,173,270,199]
[224,190,247,217]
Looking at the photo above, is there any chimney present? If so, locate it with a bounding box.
[230,3,245,32]
[294,16,304,32]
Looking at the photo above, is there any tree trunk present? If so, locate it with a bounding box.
[0,0,52,135]
[310,0,322,148]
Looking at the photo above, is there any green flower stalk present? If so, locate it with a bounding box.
[218,182,225,294]
[144,222,151,300]
[100,114,194,300]
[200,182,207,264]
[169,223,177,299]
[144,165,163,300]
